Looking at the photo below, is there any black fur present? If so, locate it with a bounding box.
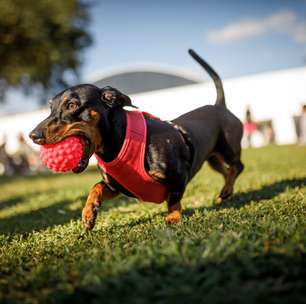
[29,49,244,220]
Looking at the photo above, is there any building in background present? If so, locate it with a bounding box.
[91,65,202,95]
[0,66,305,154]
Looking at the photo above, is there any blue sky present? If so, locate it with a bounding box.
[1,0,306,114]
[81,0,306,80]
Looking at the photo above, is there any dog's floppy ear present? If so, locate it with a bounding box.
[101,86,137,108]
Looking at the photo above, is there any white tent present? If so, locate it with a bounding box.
[1,66,305,153]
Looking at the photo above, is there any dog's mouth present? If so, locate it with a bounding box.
[72,135,93,174]
[42,132,94,173]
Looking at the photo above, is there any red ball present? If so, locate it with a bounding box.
[40,136,83,173]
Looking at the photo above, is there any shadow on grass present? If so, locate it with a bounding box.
[87,177,306,230]
[0,195,136,235]
[47,253,306,304]
[0,195,26,211]
[1,177,305,235]
[0,199,81,235]
[184,177,306,217]
[214,177,306,209]
[0,190,50,211]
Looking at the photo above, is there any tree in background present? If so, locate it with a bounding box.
[0,0,92,103]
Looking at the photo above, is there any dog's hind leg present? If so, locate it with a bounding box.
[82,182,119,230]
[208,153,230,202]
[208,153,229,178]
[212,120,244,203]
[217,159,244,204]
[208,152,244,204]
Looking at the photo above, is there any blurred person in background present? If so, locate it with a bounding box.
[263,121,275,145]
[299,104,306,145]
[12,133,31,174]
[0,133,42,176]
[0,137,15,176]
[13,133,42,173]
[243,107,257,147]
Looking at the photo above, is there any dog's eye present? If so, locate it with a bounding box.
[67,102,78,112]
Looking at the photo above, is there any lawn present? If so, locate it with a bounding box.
[0,145,306,304]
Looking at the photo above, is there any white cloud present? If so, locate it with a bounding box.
[294,23,306,43]
[206,9,306,44]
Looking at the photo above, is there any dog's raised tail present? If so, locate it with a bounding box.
[188,49,225,107]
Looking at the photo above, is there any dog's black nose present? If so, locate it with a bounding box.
[29,129,45,144]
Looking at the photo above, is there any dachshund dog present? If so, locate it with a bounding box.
[29,50,244,230]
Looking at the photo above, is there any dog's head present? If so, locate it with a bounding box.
[29,84,134,173]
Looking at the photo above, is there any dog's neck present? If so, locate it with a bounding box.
[95,107,126,162]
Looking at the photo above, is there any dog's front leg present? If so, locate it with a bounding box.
[166,192,183,224]
[82,182,119,230]
[165,173,187,224]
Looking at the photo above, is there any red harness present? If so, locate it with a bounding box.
[95,110,168,203]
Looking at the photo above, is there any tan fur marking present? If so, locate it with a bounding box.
[148,170,166,181]
[165,210,182,224]
[90,110,100,121]
[82,183,119,230]
[103,91,114,101]
[165,202,182,224]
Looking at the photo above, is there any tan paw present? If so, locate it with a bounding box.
[216,197,223,205]
[165,210,182,224]
[82,205,97,230]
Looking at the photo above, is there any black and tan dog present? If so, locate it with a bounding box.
[29,49,244,230]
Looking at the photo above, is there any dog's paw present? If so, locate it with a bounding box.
[216,196,223,205]
[216,186,233,204]
[82,205,98,230]
[165,210,182,224]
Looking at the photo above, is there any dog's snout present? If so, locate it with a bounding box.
[29,129,45,144]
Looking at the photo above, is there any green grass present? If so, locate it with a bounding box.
[0,145,306,304]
